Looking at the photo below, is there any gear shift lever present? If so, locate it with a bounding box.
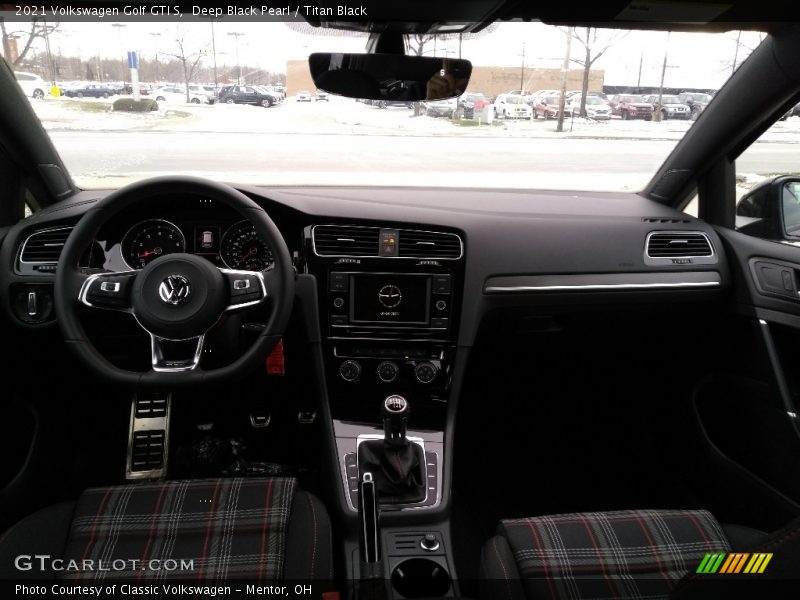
[358,394,426,504]
[382,395,409,447]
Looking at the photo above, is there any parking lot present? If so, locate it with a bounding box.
[31,94,800,191]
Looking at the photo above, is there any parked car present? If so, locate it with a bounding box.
[188,85,216,104]
[62,83,116,99]
[643,94,692,119]
[532,93,565,119]
[425,98,457,118]
[566,95,612,120]
[14,72,47,99]
[253,86,283,105]
[314,90,329,101]
[457,92,491,118]
[151,86,208,104]
[609,94,654,120]
[493,93,532,119]
[296,90,312,102]
[218,85,276,107]
[678,92,713,118]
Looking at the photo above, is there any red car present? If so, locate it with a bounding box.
[609,94,654,120]
[532,93,565,119]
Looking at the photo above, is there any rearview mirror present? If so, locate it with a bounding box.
[308,53,472,102]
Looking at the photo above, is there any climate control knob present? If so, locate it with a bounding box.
[376,361,400,383]
[414,361,438,384]
[339,359,362,383]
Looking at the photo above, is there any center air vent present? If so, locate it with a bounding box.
[645,231,717,266]
[313,225,380,256]
[20,227,73,264]
[398,230,462,259]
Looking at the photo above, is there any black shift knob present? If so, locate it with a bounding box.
[382,395,409,447]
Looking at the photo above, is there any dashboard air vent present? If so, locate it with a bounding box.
[313,225,380,256]
[398,230,462,259]
[20,227,73,264]
[646,232,713,258]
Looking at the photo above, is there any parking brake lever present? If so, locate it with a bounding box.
[358,472,388,599]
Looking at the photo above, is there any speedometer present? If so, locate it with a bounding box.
[220,221,274,271]
[122,219,185,269]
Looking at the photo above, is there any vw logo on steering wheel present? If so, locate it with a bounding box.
[158,274,191,306]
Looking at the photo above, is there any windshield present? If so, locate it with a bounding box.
[660,95,682,104]
[12,19,767,192]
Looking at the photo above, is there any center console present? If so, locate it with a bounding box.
[304,223,465,597]
[304,223,463,511]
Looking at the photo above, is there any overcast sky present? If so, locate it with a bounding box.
[25,20,766,88]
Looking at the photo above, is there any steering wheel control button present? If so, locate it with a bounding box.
[158,274,191,306]
[224,271,265,307]
[414,361,438,384]
[377,360,400,383]
[83,273,135,310]
[339,359,362,383]
[420,534,441,552]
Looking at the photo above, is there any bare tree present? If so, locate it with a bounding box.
[564,27,627,117]
[407,33,437,56]
[0,17,59,70]
[161,35,204,102]
[723,30,766,75]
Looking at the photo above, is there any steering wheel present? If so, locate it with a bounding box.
[54,176,295,388]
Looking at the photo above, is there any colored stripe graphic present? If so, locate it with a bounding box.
[757,554,773,573]
[697,553,773,575]
[719,553,736,574]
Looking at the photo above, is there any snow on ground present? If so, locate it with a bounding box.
[30,94,800,143]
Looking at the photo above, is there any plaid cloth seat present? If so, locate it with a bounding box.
[0,477,332,584]
[481,509,731,600]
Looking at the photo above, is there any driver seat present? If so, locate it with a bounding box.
[0,477,332,583]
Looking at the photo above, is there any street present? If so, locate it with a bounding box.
[49,130,800,191]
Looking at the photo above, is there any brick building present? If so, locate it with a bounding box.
[286,60,604,98]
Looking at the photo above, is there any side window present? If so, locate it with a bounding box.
[735,112,800,244]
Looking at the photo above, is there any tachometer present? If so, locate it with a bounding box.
[220,220,274,271]
[122,219,186,269]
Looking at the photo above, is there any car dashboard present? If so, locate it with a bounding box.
[2,184,729,336]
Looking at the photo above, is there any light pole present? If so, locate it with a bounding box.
[654,31,671,122]
[557,27,573,133]
[111,23,126,81]
[228,31,244,85]
[519,42,525,93]
[40,18,55,87]
[210,19,219,92]
[149,32,161,83]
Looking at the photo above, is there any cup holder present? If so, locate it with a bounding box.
[391,558,451,598]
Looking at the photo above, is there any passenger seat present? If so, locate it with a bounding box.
[479,509,800,599]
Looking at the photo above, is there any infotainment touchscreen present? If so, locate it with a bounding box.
[350,274,431,325]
